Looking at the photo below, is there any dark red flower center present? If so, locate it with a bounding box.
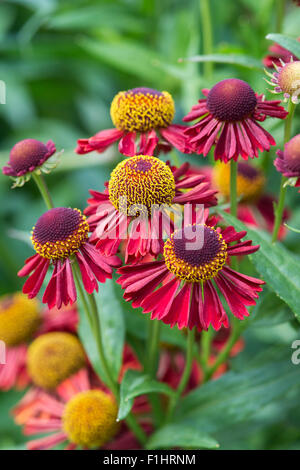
[126,87,163,97]
[284,134,300,172]
[207,79,257,122]
[9,139,49,173]
[31,208,89,259]
[237,162,261,179]
[174,226,222,267]
[164,224,227,282]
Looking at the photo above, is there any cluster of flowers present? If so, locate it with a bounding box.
[1,49,300,448]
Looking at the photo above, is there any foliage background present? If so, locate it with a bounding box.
[0,0,300,450]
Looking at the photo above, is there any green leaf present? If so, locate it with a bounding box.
[219,210,300,320]
[266,34,300,59]
[118,370,174,420]
[78,279,125,384]
[180,53,262,70]
[78,37,182,84]
[94,279,125,382]
[169,356,300,437]
[146,424,219,450]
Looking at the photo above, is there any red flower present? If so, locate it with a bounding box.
[117,215,264,331]
[76,87,191,157]
[0,293,78,391]
[2,139,59,188]
[263,40,299,69]
[183,78,287,162]
[274,134,300,186]
[18,207,121,309]
[86,155,217,263]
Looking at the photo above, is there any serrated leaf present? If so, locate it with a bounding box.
[118,370,174,421]
[266,34,300,59]
[181,53,262,69]
[146,424,219,450]
[219,210,300,320]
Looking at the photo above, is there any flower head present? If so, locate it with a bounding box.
[86,156,217,263]
[0,293,40,347]
[183,78,287,162]
[76,87,191,157]
[275,134,300,186]
[117,214,264,331]
[13,369,121,450]
[62,390,119,448]
[2,139,59,187]
[266,60,300,103]
[109,155,175,215]
[0,295,79,391]
[18,207,121,309]
[27,332,85,389]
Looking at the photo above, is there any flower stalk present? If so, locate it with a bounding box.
[272,100,296,243]
[32,173,54,210]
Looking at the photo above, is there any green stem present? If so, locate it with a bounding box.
[147,320,161,377]
[275,0,286,33]
[199,0,213,80]
[32,173,54,209]
[72,262,147,446]
[272,101,296,243]
[204,318,241,382]
[165,328,196,423]
[230,160,238,218]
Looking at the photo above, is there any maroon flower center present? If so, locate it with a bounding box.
[31,208,89,259]
[173,226,223,267]
[284,134,300,172]
[125,87,163,97]
[9,139,49,173]
[164,225,228,282]
[33,208,82,244]
[207,79,257,122]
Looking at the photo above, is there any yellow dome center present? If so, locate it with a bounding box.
[278,61,300,96]
[110,87,175,132]
[62,390,119,448]
[0,293,40,346]
[109,155,176,216]
[27,332,85,389]
[164,225,227,282]
[212,162,265,203]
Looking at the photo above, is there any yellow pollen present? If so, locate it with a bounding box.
[108,155,175,216]
[110,89,175,132]
[164,225,227,282]
[212,162,265,203]
[62,390,119,449]
[0,293,40,346]
[278,61,300,96]
[31,208,89,260]
[27,332,85,389]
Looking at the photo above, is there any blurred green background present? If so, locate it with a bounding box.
[1,0,300,450]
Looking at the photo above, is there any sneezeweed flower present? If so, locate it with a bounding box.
[265,60,300,103]
[274,134,300,188]
[183,78,288,162]
[211,162,289,239]
[13,369,120,450]
[117,215,265,331]
[85,155,217,262]
[76,87,191,157]
[2,139,60,188]
[0,294,79,391]
[27,332,85,389]
[18,207,121,309]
